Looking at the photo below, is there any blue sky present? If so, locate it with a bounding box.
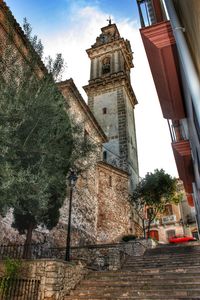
[6,0,139,34]
[4,0,178,177]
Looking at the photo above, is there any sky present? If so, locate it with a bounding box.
[5,0,178,178]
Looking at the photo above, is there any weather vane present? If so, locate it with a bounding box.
[107,16,112,25]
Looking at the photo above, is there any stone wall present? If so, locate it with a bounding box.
[56,79,104,246]
[72,240,155,270]
[96,162,136,242]
[0,259,88,300]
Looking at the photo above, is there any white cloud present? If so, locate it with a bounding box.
[41,4,178,178]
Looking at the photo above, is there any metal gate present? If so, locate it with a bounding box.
[0,278,40,300]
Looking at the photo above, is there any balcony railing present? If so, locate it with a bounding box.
[136,0,167,28]
[167,120,187,143]
[162,214,177,224]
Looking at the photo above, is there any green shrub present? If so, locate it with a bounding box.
[0,258,21,297]
[4,258,21,279]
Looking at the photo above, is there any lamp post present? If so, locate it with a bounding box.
[65,169,78,261]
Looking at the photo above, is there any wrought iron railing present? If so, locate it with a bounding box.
[0,240,147,270]
[0,278,40,300]
[0,244,65,260]
[167,119,187,143]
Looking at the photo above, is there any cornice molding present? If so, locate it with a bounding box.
[83,72,138,107]
[87,38,133,69]
[97,161,129,178]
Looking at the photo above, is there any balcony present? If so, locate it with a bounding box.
[145,219,160,227]
[162,215,176,224]
[137,0,185,120]
[172,140,194,193]
[140,21,185,120]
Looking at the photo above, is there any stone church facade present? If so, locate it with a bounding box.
[0,1,142,246]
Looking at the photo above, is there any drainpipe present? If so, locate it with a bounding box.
[164,0,200,130]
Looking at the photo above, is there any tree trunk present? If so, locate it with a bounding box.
[23,223,34,259]
[147,220,151,239]
[142,219,146,239]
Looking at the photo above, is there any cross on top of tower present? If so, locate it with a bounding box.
[107,16,112,26]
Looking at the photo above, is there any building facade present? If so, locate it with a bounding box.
[147,182,198,243]
[136,0,200,235]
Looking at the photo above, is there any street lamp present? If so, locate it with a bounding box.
[65,169,78,261]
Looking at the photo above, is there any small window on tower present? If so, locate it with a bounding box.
[109,175,112,187]
[103,107,107,114]
[103,151,107,161]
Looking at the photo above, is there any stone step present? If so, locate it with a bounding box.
[144,245,200,256]
[123,260,200,265]
[88,266,200,276]
[125,256,200,262]
[64,295,200,300]
[125,255,200,262]
[65,296,200,300]
[122,263,200,269]
[75,283,200,290]
[81,277,200,285]
[144,250,200,256]
[87,272,200,280]
[123,264,200,269]
[68,288,200,297]
[122,266,200,273]
[125,257,200,263]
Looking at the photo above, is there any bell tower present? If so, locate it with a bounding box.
[83,22,139,190]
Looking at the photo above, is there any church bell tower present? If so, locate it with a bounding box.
[83,22,139,190]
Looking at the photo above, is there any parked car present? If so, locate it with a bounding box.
[169,235,197,244]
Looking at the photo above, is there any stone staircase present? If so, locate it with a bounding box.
[65,243,200,300]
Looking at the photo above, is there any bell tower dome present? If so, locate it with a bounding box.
[83,22,139,190]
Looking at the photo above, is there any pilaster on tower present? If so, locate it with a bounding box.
[83,23,139,191]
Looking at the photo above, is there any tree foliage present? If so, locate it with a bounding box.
[130,169,181,238]
[0,17,95,248]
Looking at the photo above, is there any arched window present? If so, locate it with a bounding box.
[102,57,110,74]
